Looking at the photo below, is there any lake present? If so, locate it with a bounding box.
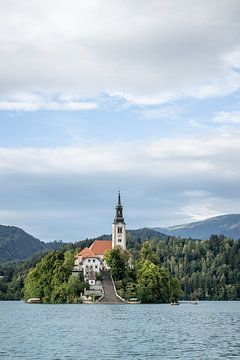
[0,301,239,359]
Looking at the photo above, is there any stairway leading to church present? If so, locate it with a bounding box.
[98,270,125,304]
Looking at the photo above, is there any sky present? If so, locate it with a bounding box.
[1,0,240,241]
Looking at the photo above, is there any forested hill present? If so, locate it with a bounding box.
[139,235,240,300]
[96,228,167,242]
[154,214,240,240]
[0,226,166,263]
[0,225,62,262]
[1,234,239,301]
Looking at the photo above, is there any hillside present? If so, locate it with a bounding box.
[0,225,62,262]
[154,214,240,240]
[96,228,167,241]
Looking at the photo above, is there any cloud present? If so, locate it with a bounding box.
[0,130,240,177]
[0,0,240,107]
[213,111,240,124]
[180,202,221,222]
[1,130,240,239]
[137,105,183,120]
[0,100,97,111]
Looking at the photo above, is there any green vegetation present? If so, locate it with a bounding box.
[0,238,94,301]
[23,250,87,303]
[0,224,63,262]
[0,252,49,300]
[106,235,240,302]
[105,243,181,303]
[0,233,239,302]
[150,235,240,300]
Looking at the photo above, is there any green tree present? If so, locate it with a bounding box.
[136,260,171,303]
[24,250,87,303]
[105,248,129,280]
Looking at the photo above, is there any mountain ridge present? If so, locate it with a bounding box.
[1,214,240,263]
[0,224,63,262]
[153,214,240,240]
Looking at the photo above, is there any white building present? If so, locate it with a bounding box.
[73,192,129,281]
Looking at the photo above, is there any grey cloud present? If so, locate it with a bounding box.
[0,1,240,105]
[0,131,240,240]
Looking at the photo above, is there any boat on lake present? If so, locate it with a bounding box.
[27,298,41,304]
[170,302,180,305]
[127,298,141,304]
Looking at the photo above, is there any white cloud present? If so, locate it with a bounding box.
[180,203,221,222]
[0,100,97,111]
[0,0,240,107]
[183,190,210,197]
[0,130,240,179]
[213,111,240,124]
[137,105,182,120]
[1,130,240,239]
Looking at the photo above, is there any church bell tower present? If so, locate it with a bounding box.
[112,191,126,250]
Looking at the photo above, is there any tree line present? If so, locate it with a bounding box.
[0,234,239,302]
[128,234,240,300]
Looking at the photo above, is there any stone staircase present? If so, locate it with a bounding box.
[98,270,125,304]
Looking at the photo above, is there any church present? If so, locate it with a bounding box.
[73,192,127,281]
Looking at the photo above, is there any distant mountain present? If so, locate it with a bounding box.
[96,228,167,242]
[0,225,63,262]
[153,214,240,240]
[127,228,168,242]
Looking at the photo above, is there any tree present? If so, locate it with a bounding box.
[136,260,171,303]
[139,242,159,264]
[105,248,129,280]
[170,277,182,302]
[24,250,87,303]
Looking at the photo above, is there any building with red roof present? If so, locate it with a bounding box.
[73,192,128,280]
[89,240,112,260]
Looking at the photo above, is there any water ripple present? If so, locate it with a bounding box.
[0,301,240,359]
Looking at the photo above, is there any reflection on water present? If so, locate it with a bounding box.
[0,301,240,359]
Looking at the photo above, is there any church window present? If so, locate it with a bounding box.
[93,259,95,262]
[118,227,122,234]
[88,259,90,262]
[118,238,122,242]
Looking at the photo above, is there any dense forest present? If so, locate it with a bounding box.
[0,252,49,300]
[0,234,239,301]
[128,234,240,300]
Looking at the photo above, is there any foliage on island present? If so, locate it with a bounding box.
[23,250,88,303]
[0,252,50,300]
[105,244,181,303]
[0,234,240,302]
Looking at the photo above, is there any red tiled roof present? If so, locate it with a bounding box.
[89,240,112,256]
[78,247,96,258]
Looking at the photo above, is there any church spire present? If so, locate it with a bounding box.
[112,191,126,250]
[114,191,125,224]
[118,191,121,206]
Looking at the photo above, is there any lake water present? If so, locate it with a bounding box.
[0,301,239,359]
